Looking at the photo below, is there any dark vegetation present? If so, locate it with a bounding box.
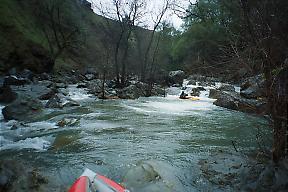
[0,0,287,171]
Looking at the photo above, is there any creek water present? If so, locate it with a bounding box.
[0,84,271,191]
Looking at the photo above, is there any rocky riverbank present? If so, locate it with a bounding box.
[0,69,286,191]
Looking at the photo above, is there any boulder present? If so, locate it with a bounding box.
[209,89,221,99]
[187,79,197,85]
[0,86,17,103]
[168,70,185,85]
[18,69,34,81]
[55,83,67,89]
[150,85,165,97]
[212,91,267,114]
[38,73,50,81]
[3,76,30,86]
[76,83,87,88]
[85,74,95,81]
[218,84,235,92]
[86,79,105,95]
[57,118,79,127]
[10,84,55,100]
[45,93,80,109]
[240,75,265,99]
[213,93,239,110]
[117,85,143,99]
[117,85,142,99]
[2,95,43,121]
[0,160,48,192]
[190,87,205,97]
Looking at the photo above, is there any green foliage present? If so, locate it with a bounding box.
[171,0,244,75]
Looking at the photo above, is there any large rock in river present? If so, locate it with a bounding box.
[45,93,80,108]
[168,70,185,85]
[2,95,43,121]
[10,84,55,101]
[212,91,267,114]
[0,86,17,103]
[117,85,143,99]
[240,75,265,99]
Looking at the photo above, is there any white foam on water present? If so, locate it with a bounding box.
[234,86,241,93]
[0,105,4,120]
[67,85,93,101]
[27,121,58,131]
[0,136,52,151]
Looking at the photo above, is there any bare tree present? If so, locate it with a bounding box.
[36,0,83,69]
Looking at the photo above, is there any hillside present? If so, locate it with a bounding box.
[0,0,162,77]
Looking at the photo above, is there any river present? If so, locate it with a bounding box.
[0,84,271,191]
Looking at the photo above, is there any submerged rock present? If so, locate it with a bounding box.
[45,93,80,108]
[2,95,43,121]
[0,160,47,192]
[57,118,79,127]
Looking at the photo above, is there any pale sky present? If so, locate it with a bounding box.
[88,0,191,29]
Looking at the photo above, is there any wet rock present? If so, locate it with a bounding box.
[10,84,55,101]
[45,93,80,109]
[168,70,185,85]
[29,169,48,189]
[212,91,267,114]
[55,83,67,89]
[58,88,69,96]
[0,160,48,192]
[117,85,143,99]
[85,74,95,81]
[150,85,165,97]
[218,84,235,92]
[18,69,34,81]
[76,83,87,88]
[187,74,206,82]
[190,87,205,97]
[0,86,17,103]
[38,73,50,81]
[240,75,265,99]
[57,118,79,127]
[171,83,181,87]
[2,95,43,121]
[3,76,30,86]
[209,89,221,99]
[86,79,105,95]
[187,79,197,85]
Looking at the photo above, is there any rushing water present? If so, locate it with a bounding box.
[0,84,271,191]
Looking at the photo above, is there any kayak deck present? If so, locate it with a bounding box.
[69,168,129,192]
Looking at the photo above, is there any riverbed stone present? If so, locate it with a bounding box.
[2,95,43,121]
[45,93,80,108]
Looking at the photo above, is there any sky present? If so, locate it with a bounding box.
[88,0,191,29]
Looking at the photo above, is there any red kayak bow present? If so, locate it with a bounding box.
[68,168,129,192]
